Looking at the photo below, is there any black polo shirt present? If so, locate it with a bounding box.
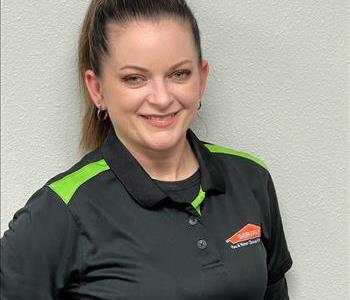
[1,128,292,300]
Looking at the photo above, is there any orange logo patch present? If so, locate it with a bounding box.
[226,224,261,246]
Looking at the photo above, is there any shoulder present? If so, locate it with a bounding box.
[200,140,271,192]
[45,148,111,206]
[200,140,272,191]
[202,140,268,172]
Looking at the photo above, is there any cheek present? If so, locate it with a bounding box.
[106,88,145,113]
[173,82,200,106]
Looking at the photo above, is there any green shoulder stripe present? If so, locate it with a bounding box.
[49,159,110,204]
[204,143,267,170]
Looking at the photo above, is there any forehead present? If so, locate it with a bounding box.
[105,19,196,67]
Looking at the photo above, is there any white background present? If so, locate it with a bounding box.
[1,1,349,299]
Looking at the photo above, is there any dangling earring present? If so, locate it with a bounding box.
[197,100,202,111]
[97,108,108,121]
[96,100,108,121]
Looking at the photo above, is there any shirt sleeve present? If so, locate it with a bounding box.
[0,186,82,300]
[263,172,293,297]
[264,275,290,300]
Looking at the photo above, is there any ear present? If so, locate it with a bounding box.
[198,59,209,99]
[84,69,107,110]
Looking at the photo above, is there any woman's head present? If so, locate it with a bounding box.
[79,0,208,152]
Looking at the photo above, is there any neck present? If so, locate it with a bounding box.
[118,133,199,182]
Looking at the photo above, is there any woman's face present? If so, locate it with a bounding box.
[85,19,209,153]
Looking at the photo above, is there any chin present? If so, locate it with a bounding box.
[143,131,183,151]
[147,139,176,151]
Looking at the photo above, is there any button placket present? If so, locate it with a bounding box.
[184,213,222,268]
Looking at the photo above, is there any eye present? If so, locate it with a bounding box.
[171,69,192,81]
[122,75,146,87]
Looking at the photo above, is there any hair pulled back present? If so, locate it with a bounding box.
[78,0,203,152]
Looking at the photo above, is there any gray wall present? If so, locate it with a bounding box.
[1,1,349,299]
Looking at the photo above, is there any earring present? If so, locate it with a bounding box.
[198,101,202,111]
[96,103,108,121]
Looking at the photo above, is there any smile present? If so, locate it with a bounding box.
[140,112,179,128]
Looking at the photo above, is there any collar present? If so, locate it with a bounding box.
[101,127,226,209]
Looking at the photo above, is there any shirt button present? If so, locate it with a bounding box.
[197,239,207,250]
[189,216,199,225]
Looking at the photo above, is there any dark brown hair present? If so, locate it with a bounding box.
[78,0,203,152]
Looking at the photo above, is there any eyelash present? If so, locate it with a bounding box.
[122,69,192,86]
[172,69,192,80]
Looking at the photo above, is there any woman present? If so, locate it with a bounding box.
[1,0,292,299]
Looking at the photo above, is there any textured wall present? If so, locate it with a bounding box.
[1,1,349,299]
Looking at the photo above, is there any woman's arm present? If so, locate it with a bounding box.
[0,186,82,299]
[263,172,293,299]
[265,275,290,300]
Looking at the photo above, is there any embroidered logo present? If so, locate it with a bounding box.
[226,224,261,250]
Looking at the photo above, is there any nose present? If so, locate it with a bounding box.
[147,78,174,109]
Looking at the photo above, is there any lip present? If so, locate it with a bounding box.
[141,111,179,118]
[140,111,179,128]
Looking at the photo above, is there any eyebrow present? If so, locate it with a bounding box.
[119,59,193,72]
